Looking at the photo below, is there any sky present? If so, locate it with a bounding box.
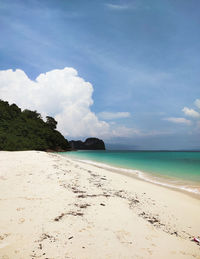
[0,0,200,149]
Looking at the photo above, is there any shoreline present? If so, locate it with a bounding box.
[61,154,200,200]
[0,151,200,258]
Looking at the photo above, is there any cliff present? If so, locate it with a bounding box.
[69,138,105,150]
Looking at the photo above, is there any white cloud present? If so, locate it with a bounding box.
[164,117,191,125]
[111,126,140,137]
[194,99,200,109]
[105,3,130,10]
[0,68,138,140]
[98,111,131,120]
[182,107,200,118]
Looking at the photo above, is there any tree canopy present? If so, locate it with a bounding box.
[0,100,70,151]
[46,116,57,129]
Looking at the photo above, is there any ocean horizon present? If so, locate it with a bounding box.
[61,150,200,196]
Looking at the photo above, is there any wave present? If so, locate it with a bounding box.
[76,159,200,196]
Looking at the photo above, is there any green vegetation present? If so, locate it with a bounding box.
[0,100,70,151]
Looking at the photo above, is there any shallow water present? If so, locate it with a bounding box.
[61,150,200,195]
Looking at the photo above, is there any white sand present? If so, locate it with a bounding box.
[0,151,200,259]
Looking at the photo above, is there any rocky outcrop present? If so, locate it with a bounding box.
[69,138,105,150]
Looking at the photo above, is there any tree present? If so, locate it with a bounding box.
[46,116,57,129]
[0,100,70,151]
[23,110,41,119]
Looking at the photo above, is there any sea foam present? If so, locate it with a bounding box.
[77,159,200,196]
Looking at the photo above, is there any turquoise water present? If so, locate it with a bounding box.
[61,150,200,195]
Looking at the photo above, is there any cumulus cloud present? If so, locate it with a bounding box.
[164,117,191,125]
[98,111,131,120]
[0,68,138,139]
[194,99,200,109]
[182,107,200,118]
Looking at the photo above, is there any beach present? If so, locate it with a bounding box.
[0,151,200,258]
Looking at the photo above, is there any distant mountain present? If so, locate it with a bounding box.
[0,100,70,151]
[69,138,105,150]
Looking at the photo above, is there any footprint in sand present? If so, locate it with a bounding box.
[18,218,25,224]
[142,247,153,255]
[115,230,132,244]
[0,176,7,180]
[16,207,25,211]
[0,233,10,240]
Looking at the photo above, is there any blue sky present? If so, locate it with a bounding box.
[0,0,200,149]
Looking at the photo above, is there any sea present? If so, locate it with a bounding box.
[60,150,200,196]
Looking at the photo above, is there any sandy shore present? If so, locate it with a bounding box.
[0,151,200,259]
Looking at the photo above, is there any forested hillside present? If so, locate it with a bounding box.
[0,100,70,151]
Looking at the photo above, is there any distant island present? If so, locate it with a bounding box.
[0,100,70,151]
[69,138,105,150]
